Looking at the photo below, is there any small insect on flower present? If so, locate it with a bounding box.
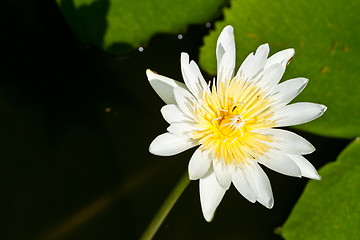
[146,25,326,222]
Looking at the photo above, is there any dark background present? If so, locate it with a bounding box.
[0,0,350,239]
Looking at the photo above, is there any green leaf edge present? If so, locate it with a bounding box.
[278,137,360,240]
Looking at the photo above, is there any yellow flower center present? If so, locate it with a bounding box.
[218,113,245,137]
[192,78,276,166]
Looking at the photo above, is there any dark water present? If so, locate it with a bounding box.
[0,1,351,239]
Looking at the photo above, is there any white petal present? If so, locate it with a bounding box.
[160,104,190,124]
[216,25,236,87]
[217,51,236,87]
[199,170,226,222]
[173,87,197,119]
[243,44,270,80]
[149,133,198,156]
[167,122,196,137]
[260,128,315,155]
[146,69,187,104]
[287,154,321,180]
[265,48,295,69]
[212,159,232,189]
[180,53,208,100]
[272,77,308,106]
[261,63,286,89]
[231,167,257,203]
[188,148,212,180]
[259,149,302,177]
[274,102,327,127]
[236,52,254,79]
[243,161,274,208]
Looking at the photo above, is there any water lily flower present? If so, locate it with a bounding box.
[146,25,326,222]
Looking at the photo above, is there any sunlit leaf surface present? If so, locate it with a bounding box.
[56,0,227,53]
[278,138,360,239]
[199,0,360,138]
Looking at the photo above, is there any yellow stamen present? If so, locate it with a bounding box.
[193,77,275,166]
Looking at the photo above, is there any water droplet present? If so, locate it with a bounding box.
[206,23,211,28]
[138,47,144,52]
[177,34,183,40]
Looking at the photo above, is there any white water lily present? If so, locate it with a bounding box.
[146,25,326,222]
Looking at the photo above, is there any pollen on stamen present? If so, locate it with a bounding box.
[239,129,243,137]
[212,116,222,123]
[192,77,275,165]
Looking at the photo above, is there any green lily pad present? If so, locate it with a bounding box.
[199,0,360,138]
[278,138,360,239]
[56,0,227,53]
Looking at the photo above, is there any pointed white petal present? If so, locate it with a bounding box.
[236,52,254,79]
[274,102,327,127]
[212,159,232,189]
[287,154,321,180]
[231,167,256,203]
[259,149,302,177]
[260,129,315,155]
[188,148,212,180]
[180,53,208,100]
[243,161,274,208]
[216,25,236,87]
[149,133,198,156]
[200,170,226,222]
[167,122,196,137]
[173,86,197,119]
[265,48,295,69]
[146,69,187,104]
[160,104,190,124]
[244,44,270,80]
[216,25,235,69]
[261,63,286,89]
[272,78,308,106]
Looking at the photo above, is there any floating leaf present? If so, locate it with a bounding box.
[278,138,360,239]
[56,0,227,53]
[199,0,360,138]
